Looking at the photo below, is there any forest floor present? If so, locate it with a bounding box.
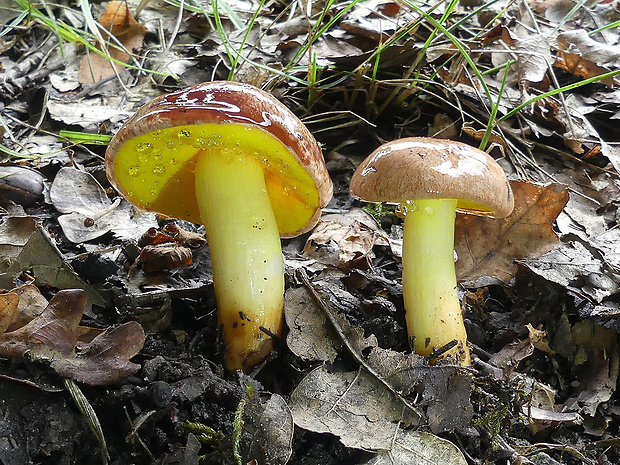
[1,0,620,464]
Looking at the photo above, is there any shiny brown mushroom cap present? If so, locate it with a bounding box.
[350,137,514,217]
[106,81,333,237]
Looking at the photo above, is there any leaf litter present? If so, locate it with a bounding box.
[0,287,144,385]
[1,0,620,463]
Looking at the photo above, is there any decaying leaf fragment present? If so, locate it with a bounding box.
[563,321,619,417]
[285,286,339,363]
[0,291,19,333]
[50,167,157,243]
[240,393,293,465]
[0,289,145,385]
[0,215,37,271]
[519,235,620,304]
[290,366,419,450]
[455,180,569,284]
[489,324,555,370]
[363,430,467,465]
[303,209,386,268]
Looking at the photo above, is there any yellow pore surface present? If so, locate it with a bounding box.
[112,123,320,236]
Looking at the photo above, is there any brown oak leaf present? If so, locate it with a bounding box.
[78,1,147,83]
[455,180,569,283]
[0,289,145,385]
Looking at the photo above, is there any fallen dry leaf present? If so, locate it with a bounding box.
[365,430,467,465]
[140,243,193,273]
[0,215,37,272]
[289,366,419,450]
[78,1,146,83]
[240,393,293,465]
[556,29,620,87]
[0,225,107,310]
[5,284,49,330]
[555,51,615,87]
[0,291,19,333]
[0,289,145,385]
[490,324,555,370]
[563,321,619,417]
[303,208,385,269]
[50,167,157,243]
[285,286,339,364]
[520,229,620,304]
[455,180,569,284]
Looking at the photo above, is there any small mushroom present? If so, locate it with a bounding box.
[106,81,333,370]
[350,137,513,365]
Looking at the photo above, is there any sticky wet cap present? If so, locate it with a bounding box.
[106,81,333,237]
[350,137,514,217]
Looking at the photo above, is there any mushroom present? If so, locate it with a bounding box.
[106,81,333,370]
[350,137,513,365]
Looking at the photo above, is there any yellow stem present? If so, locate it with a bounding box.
[195,150,284,370]
[402,198,470,365]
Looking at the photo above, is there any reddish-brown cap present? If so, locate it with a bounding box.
[350,137,514,217]
[106,81,333,237]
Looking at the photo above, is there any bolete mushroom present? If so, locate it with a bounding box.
[106,81,333,370]
[350,137,513,365]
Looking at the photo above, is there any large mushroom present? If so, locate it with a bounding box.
[350,137,513,365]
[106,81,333,371]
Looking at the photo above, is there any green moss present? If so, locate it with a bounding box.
[363,203,398,223]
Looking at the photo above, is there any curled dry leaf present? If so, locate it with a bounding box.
[139,227,175,247]
[0,289,145,385]
[161,223,206,248]
[303,208,386,269]
[139,223,206,249]
[140,243,193,273]
[455,180,569,284]
[489,324,555,370]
